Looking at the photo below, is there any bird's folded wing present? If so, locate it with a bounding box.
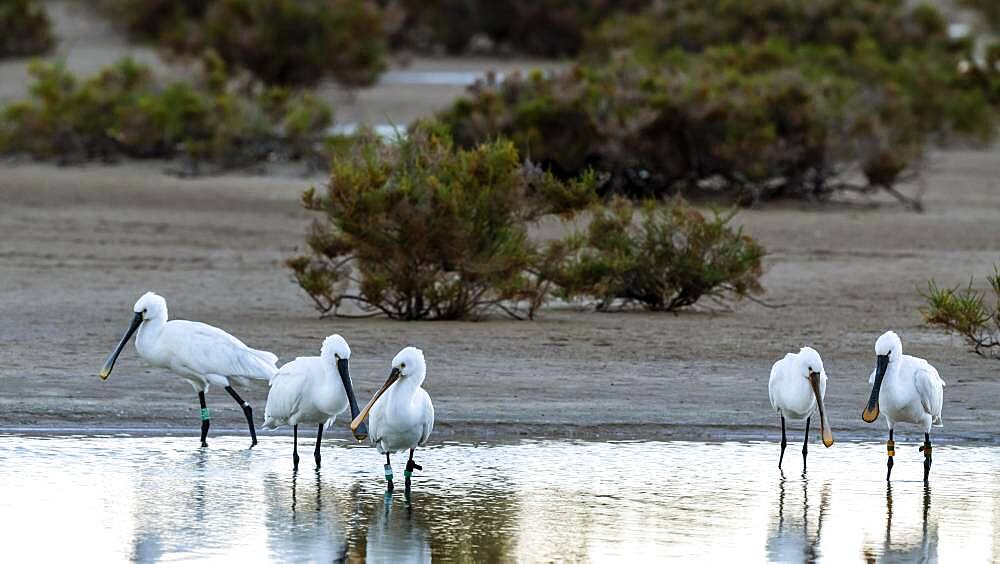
[264,371,306,421]
[914,364,944,417]
[173,321,277,379]
[418,391,435,447]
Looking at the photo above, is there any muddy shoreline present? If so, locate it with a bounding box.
[1,1,998,447]
[1,152,998,446]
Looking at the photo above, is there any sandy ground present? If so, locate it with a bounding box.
[0,1,998,446]
[1,151,998,445]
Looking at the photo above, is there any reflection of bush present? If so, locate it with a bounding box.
[440,0,1000,207]
[0,0,55,58]
[287,121,599,320]
[381,0,646,57]
[555,198,765,312]
[0,57,332,169]
[101,0,386,87]
[921,265,1000,358]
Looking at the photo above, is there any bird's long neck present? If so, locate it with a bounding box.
[384,372,423,418]
[135,315,166,358]
[884,349,904,385]
[316,360,342,409]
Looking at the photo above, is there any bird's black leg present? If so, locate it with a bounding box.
[224,385,257,448]
[404,448,423,494]
[314,424,324,468]
[802,416,810,473]
[198,391,210,448]
[292,425,300,470]
[919,432,932,483]
[778,416,787,469]
[886,429,895,482]
[385,453,394,492]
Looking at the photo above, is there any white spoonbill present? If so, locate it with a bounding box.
[861,331,945,483]
[351,346,434,493]
[99,291,277,448]
[768,346,834,470]
[262,334,368,470]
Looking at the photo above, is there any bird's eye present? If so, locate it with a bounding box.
[400,363,406,368]
[142,308,147,314]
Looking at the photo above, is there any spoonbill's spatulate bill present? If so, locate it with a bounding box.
[351,346,434,493]
[262,334,368,470]
[99,292,278,448]
[861,331,945,483]
[768,346,834,471]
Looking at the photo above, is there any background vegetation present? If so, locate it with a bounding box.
[0,56,333,170]
[439,0,1000,207]
[555,198,764,312]
[288,121,766,319]
[287,121,599,320]
[1,0,55,58]
[921,266,1000,358]
[380,0,646,57]
[100,0,386,87]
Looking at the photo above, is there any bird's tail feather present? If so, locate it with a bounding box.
[242,349,279,382]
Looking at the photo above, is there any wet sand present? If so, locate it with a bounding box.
[1,149,998,445]
[0,1,998,445]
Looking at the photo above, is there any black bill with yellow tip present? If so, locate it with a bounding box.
[99,312,143,380]
[809,370,834,447]
[862,354,890,423]
[337,357,369,441]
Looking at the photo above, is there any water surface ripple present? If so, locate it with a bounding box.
[1,436,997,562]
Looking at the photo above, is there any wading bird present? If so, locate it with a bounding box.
[99,291,277,448]
[351,346,434,493]
[262,334,368,470]
[768,347,834,470]
[862,331,945,483]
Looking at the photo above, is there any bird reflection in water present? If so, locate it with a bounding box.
[767,472,831,563]
[366,487,431,563]
[289,468,324,515]
[865,484,936,563]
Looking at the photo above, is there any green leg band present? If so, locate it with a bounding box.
[384,464,393,481]
[404,470,413,478]
[200,408,210,421]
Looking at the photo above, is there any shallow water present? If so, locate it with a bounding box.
[0,436,997,562]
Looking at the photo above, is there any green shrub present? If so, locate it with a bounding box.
[921,266,1000,358]
[555,198,764,311]
[585,0,957,64]
[0,0,55,58]
[98,0,207,43]
[0,57,333,168]
[439,1,1000,207]
[101,0,386,87]
[287,121,598,320]
[381,0,646,57]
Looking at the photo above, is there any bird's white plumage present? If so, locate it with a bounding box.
[262,334,352,430]
[368,347,435,454]
[868,331,945,432]
[131,292,277,391]
[769,346,828,420]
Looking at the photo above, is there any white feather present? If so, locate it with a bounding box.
[128,292,278,392]
[367,347,435,455]
[263,335,353,430]
[868,331,946,432]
